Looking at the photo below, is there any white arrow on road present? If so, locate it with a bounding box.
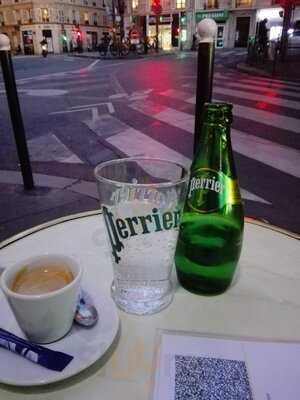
[49,102,115,118]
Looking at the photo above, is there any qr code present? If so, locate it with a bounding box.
[175,355,253,400]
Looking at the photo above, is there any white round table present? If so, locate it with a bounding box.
[0,211,299,399]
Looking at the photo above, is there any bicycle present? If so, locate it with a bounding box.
[109,39,129,58]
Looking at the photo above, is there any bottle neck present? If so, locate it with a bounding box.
[192,121,237,178]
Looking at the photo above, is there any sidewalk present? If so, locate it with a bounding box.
[237,51,300,81]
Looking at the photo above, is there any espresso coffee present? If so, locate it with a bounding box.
[11,264,74,295]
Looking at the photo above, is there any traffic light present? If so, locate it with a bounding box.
[151,0,162,15]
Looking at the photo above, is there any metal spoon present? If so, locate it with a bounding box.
[74,297,98,327]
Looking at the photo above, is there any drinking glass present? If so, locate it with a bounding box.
[95,157,189,315]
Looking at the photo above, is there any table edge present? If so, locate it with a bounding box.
[0,211,299,251]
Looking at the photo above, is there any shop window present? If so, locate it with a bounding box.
[93,13,97,25]
[42,8,49,22]
[176,0,185,9]
[235,0,252,7]
[204,0,218,9]
[132,0,138,9]
[58,9,64,23]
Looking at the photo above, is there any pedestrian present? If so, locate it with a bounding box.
[258,18,268,51]
[143,35,149,54]
[191,33,197,51]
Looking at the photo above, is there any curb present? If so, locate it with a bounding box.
[236,62,300,81]
[236,62,271,77]
[69,51,177,61]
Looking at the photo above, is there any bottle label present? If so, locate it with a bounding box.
[187,168,242,213]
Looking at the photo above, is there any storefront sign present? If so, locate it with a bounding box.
[195,10,229,23]
[149,14,172,25]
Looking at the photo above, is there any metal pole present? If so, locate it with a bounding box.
[193,19,217,155]
[280,0,293,62]
[0,34,34,190]
[155,15,159,53]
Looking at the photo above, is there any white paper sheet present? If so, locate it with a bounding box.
[152,331,300,400]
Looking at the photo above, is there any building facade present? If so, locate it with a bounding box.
[125,0,300,49]
[0,0,111,54]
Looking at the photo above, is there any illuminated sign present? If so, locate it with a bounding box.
[196,10,229,23]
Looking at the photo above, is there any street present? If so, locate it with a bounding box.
[0,49,299,240]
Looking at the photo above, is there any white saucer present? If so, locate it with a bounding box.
[0,288,119,386]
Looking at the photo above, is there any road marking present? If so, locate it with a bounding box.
[213,86,300,110]
[105,122,270,205]
[107,127,191,167]
[49,102,115,116]
[129,98,300,178]
[92,107,99,122]
[213,81,300,99]
[215,75,300,92]
[130,99,194,132]
[70,102,115,113]
[242,74,300,87]
[28,133,83,164]
[25,89,68,96]
[82,59,99,71]
[109,93,128,99]
[231,129,300,179]
[214,72,300,89]
[185,96,300,133]
[11,60,125,84]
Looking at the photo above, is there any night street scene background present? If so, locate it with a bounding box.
[0,0,299,241]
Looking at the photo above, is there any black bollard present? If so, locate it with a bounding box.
[193,19,217,156]
[0,34,34,190]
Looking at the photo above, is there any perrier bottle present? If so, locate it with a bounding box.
[175,102,244,295]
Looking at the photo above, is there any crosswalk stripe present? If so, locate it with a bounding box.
[231,129,300,178]
[104,116,270,204]
[130,98,300,178]
[214,72,300,91]
[26,78,109,88]
[242,74,300,87]
[106,126,191,167]
[184,80,300,99]
[213,86,300,110]
[240,77,300,90]
[130,99,194,133]
[213,81,300,99]
[185,96,300,133]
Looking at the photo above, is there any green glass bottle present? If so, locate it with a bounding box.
[175,102,244,295]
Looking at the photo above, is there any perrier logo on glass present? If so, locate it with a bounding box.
[187,168,242,213]
[175,102,244,296]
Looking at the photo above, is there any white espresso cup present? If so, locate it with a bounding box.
[1,254,82,344]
